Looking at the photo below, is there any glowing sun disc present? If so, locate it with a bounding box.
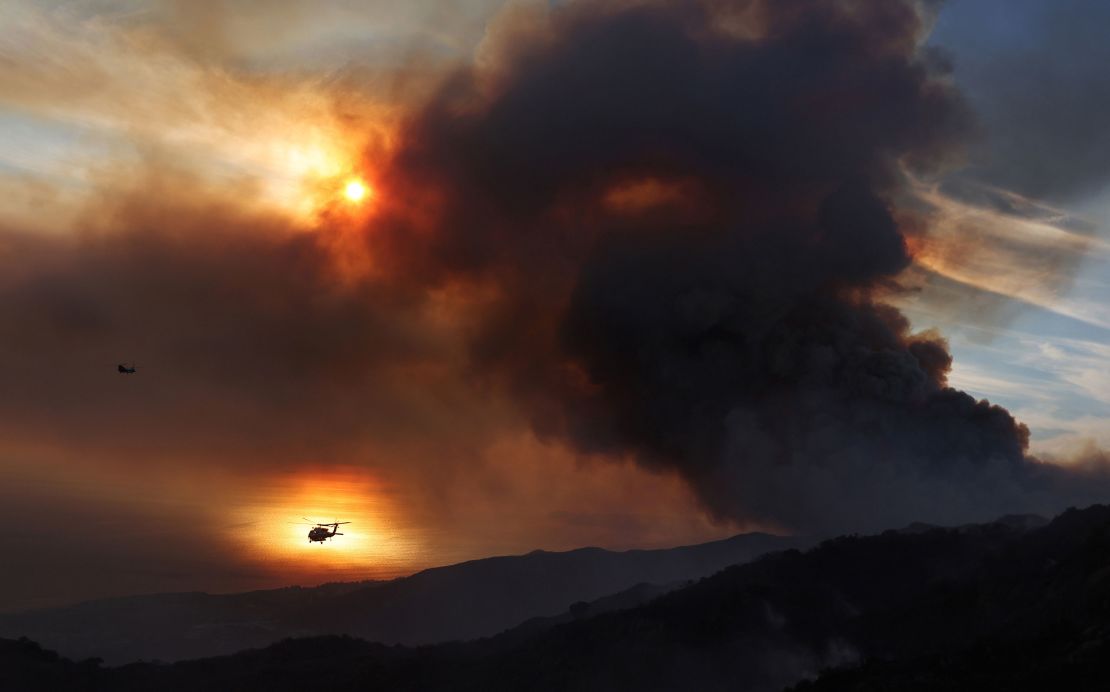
[344,180,368,202]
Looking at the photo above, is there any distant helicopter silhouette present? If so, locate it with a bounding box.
[302,518,350,543]
[117,363,136,374]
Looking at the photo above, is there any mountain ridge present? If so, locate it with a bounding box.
[0,530,803,664]
[5,505,1109,690]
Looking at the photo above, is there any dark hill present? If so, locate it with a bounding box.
[13,506,1110,690]
[0,531,799,664]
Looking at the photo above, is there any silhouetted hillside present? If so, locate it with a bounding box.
[0,531,799,664]
[14,506,1110,690]
[0,637,102,692]
[791,628,1110,692]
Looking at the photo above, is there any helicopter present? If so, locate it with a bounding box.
[117,363,136,374]
[304,518,350,543]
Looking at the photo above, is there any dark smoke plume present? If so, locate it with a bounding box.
[374,0,1107,533]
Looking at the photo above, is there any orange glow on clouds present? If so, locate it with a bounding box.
[604,178,688,212]
[601,176,711,223]
[265,135,381,222]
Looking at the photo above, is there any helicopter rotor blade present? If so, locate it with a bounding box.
[301,517,350,526]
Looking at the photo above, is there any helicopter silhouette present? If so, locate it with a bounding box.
[302,518,350,543]
[117,363,136,374]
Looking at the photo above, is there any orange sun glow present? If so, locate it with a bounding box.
[228,467,425,581]
[344,179,369,202]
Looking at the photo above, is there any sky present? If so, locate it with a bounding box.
[0,0,1108,612]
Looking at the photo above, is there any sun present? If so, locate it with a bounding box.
[344,179,368,202]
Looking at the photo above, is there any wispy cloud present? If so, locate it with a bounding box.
[903,176,1110,330]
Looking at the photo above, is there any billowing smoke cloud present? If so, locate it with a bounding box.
[369,0,1107,532]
